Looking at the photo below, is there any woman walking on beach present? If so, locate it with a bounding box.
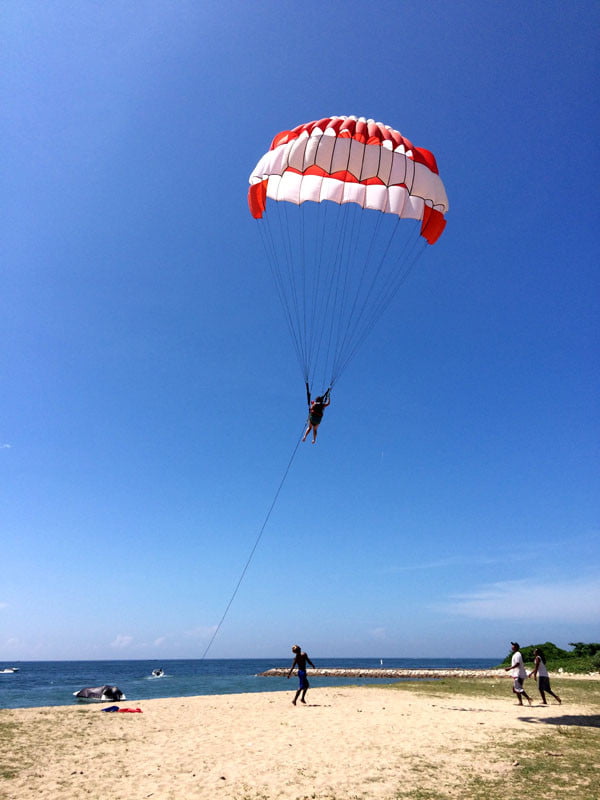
[530,648,561,705]
[287,645,315,705]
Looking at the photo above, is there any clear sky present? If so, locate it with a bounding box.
[2,1,598,661]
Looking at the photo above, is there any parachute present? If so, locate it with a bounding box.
[248,115,449,397]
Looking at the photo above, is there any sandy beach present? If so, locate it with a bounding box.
[2,680,598,800]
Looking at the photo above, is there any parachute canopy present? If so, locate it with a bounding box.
[248,116,448,394]
[249,115,448,244]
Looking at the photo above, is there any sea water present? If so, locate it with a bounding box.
[0,658,500,710]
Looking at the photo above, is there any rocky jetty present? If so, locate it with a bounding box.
[258,668,506,679]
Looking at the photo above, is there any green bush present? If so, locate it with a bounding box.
[569,642,600,658]
[497,641,600,673]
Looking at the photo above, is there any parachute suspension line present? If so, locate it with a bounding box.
[302,199,331,392]
[257,216,300,368]
[313,201,352,391]
[298,201,309,383]
[314,199,342,392]
[302,199,353,395]
[281,201,310,381]
[329,209,402,385]
[333,222,424,384]
[325,202,363,381]
[302,199,329,393]
[328,208,385,387]
[325,201,367,391]
[258,208,308,381]
[363,219,427,335]
[200,428,305,662]
[332,221,428,385]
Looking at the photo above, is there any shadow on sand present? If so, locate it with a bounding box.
[519,713,600,729]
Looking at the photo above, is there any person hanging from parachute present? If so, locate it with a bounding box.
[248,116,449,434]
[302,388,331,444]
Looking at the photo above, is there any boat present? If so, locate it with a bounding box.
[73,685,125,701]
[151,668,164,678]
[0,667,19,673]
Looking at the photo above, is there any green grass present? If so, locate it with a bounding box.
[384,675,600,706]
[384,677,600,800]
[0,720,21,780]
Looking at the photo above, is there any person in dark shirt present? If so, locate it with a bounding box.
[302,395,330,443]
[287,644,315,705]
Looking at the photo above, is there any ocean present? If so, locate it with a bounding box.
[0,658,500,710]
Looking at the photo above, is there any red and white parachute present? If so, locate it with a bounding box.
[248,116,449,395]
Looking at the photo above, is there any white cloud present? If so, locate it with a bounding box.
[437,577,600,623]
[110,634,133,649]
[184,625,217,640]
[0,602,8,610]
[369,627,387,641]
[387,554,503,573]
[0,444,11,450]
[153,636,167,647]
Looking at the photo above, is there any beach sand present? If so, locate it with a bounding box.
[1,682,596,800]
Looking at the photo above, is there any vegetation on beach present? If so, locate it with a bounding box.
[386,675,600,705]
[0,721,22,780]
[496,641,600,674]
[387,676,600,800]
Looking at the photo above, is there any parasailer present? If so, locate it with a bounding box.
[302,391,331,444]
[248,115,448,411]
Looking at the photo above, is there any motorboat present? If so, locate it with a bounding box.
[151,668,164,677]
[0,667,19,673]
[74,685,125,701]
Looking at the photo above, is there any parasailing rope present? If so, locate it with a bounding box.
[199,426,305,661]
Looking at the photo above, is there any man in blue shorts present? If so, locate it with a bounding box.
[287,644,316,705]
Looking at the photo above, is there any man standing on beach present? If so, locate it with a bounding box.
[504,642,533,706]
[287,644,315,705]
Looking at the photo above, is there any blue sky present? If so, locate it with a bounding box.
[2,1,598,661]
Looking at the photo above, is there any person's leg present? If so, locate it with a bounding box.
[543,678,561,705]
[514,689,523,705]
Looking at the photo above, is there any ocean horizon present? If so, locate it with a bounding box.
[0,657,501,710]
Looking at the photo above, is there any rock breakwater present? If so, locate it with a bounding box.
[258,668,506,679]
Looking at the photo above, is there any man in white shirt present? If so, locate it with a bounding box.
[504,641,533,706]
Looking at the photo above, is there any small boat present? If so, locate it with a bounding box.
[0,667,19,673]
[151,668,164,678]
[74,685,125,701]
